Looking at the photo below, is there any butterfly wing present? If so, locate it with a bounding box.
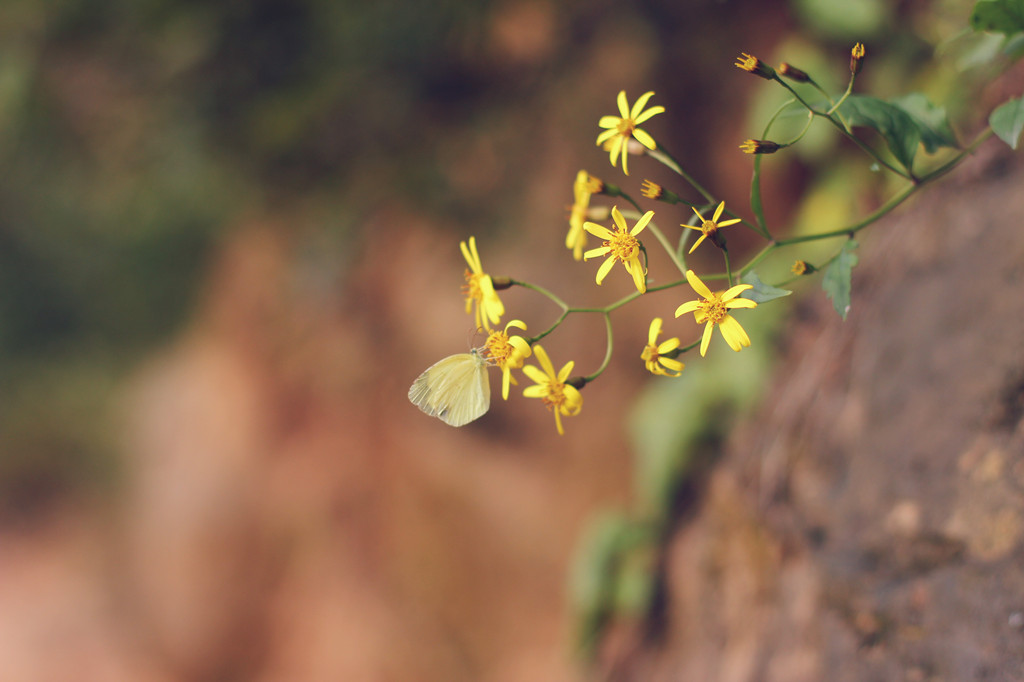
[408,352,490,427]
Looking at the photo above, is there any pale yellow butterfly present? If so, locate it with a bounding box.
[408,348,491,427]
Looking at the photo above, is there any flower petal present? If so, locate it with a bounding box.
[721,283,754,301]
[659,357,684,372]
[595,256,616,285]
[688,234,708,254]
[712,201,726,222]
[631,210,654,235]
[675,300,700,317]
[616,90,629,118]
[460,237,481,273]
[718,218,742,227]
[718,314,751,351]
[648,318,663,344]
[699,321,714,357]
[634,105,664,125]
[625,258,646,293]
[632,128,657,150]
[522,366,548,386]
[523,383,547,398]
[501,368,511,400]
[630,91,654,119]
[583,222,614,240]
[556,360,575,383]
[610,206,627,232]
[596,128,619,145]
[725,297,757,309]
[584,246,611,260]
[598,116,621,129]
[685,270,714,299]
[533,344,555,378]
[657,337,680,353]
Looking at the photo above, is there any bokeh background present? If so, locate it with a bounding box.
[0,0,1004,680]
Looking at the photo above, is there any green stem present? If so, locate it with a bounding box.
[583,314,614,382]
[647,145,715,204]
[776,77,912,180]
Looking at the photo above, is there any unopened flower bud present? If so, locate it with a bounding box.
[779,62,810,83]
[641,180,663,199]
[850,43,865,75]
[735,53,776,80]
[791,260,816,276]
[739,139,781,155]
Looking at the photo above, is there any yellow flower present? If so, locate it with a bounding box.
[683,201,741,254]
[735,52,775,80]
[483,320,532,400]
[460,236,504,331]
[522,344,583,435]
[567,170,604,261]
[583,206,653,294]
[595,90,664,176]
[641,318,683,377]
[791,260,809,276]
[674,269,757,357]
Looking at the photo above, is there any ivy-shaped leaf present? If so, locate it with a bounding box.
[990,96,1024,149]
[839,96,921,172]
[822,240,859,320]
[890,93,959,152]
[971,0,1024,36]
[740,271,792,303]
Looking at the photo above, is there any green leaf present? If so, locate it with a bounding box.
[822,240,859,319]
[990,96,1024,149]
[970,0,1024,36]
[740,271,792,303]
[890,93,959,153]
[839,95,922,172]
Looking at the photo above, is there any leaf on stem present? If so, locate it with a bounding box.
[990,96,1024,149]
[822,240,859,320]
[839,95,959,173]
[740,271,791,303]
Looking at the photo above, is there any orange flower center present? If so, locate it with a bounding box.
[542,385,569,413]
[605,229,639,263]
[484,331,513,365]
[701,219,718,237]
[697,294,727,324]
[463,269,484,301]
[616,118,636,137]
[641,344,660,364]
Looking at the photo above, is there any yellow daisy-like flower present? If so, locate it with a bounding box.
[583,206,653,294]
[595,90,664,176]
[567,170,604,261]
[483,319,532,400]
[460,236,504,331]
[641,318,683,377]
[683,201,741,255]
[674,269,757,357]
[522,344,583,436]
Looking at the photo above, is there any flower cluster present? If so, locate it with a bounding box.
[413,40,981,437]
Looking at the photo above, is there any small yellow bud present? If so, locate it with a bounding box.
[850,43,865,75]
[779,62,810,83]
[791,260,816,276]
[739,139,781,155]
[641,180,663,199]
[735,53,776,80]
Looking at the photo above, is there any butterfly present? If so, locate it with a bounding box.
[408,348,491,427]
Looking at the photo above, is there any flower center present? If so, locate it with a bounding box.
[641,344,659,363]
[701,219,718,237]
[606,230,639,262]
[698,294,727,323]
[541,381,568,412]
[616,118,636,137]
[463,269,483,300]
[484,331,512,364]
